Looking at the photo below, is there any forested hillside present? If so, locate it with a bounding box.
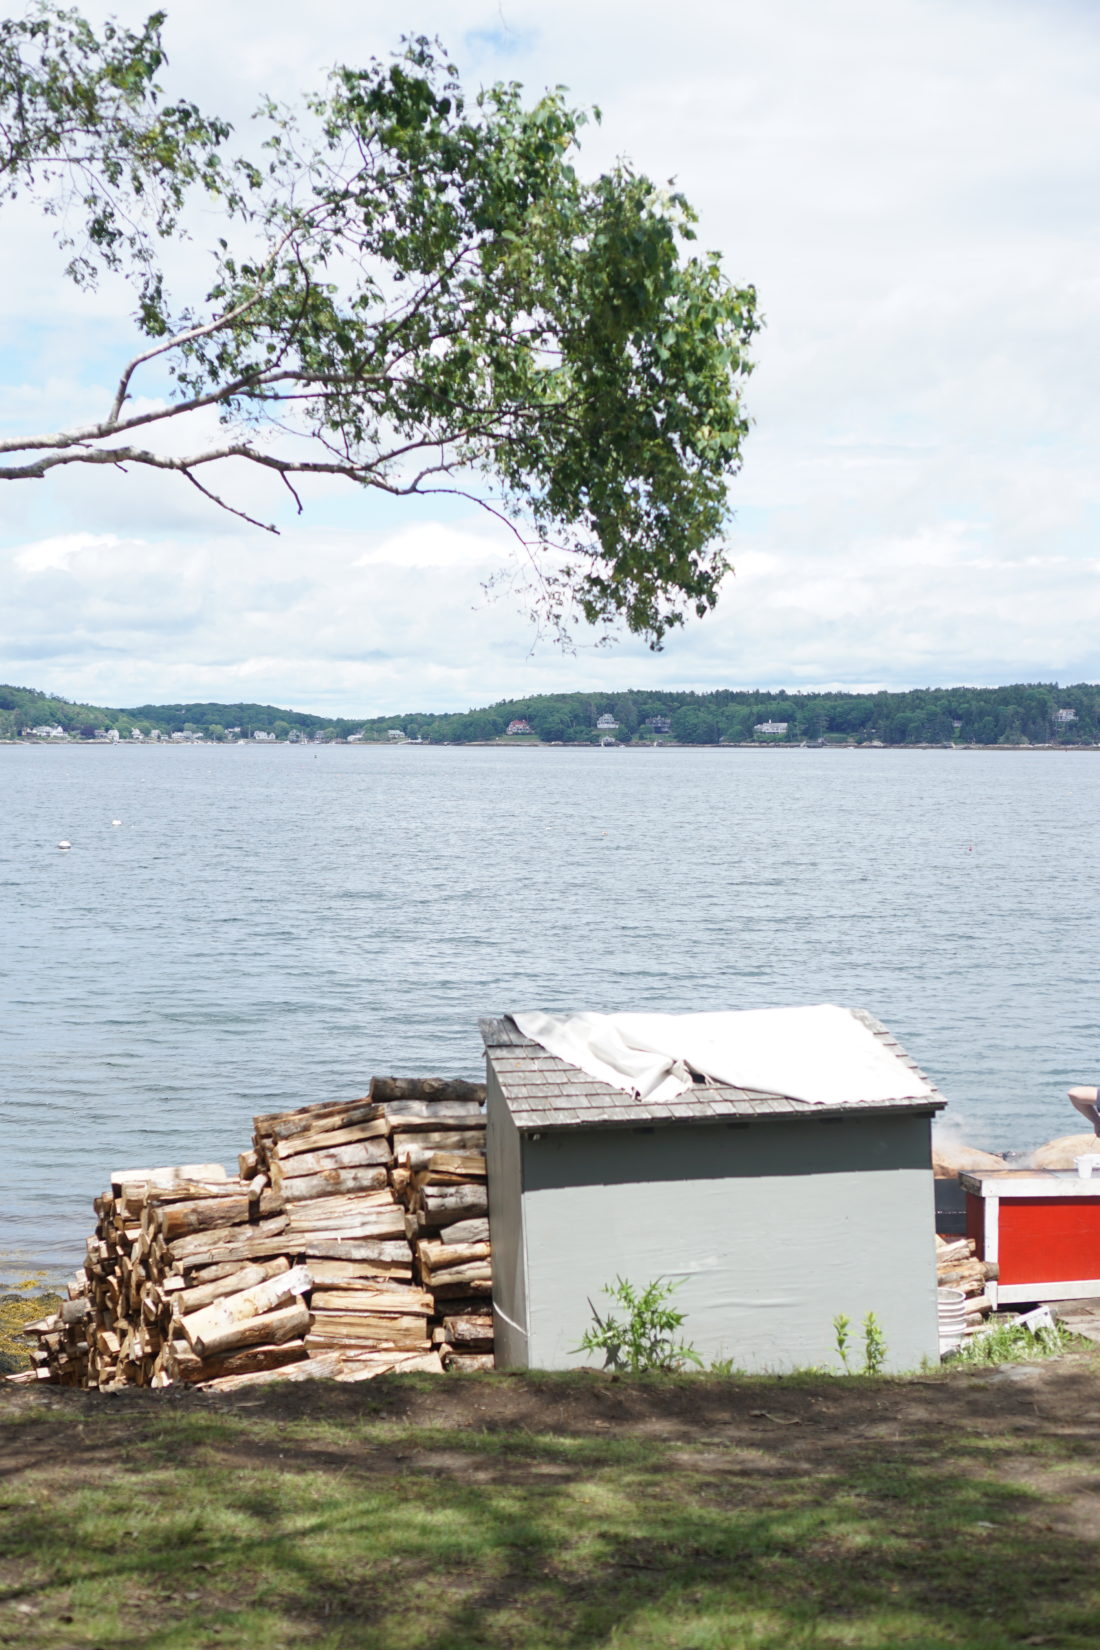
[3,681,1099,745]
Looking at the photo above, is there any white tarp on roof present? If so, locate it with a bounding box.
[511,1005,933,1107]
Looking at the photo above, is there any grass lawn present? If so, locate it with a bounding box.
[3,1359,1100,1649]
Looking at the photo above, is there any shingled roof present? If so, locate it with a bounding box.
[479,1009,947,1133]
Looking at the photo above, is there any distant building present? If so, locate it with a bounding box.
[506,719,533,736]
[753,721,789,738]
[386,729,405,742]
[346,733,364,743]
[644,715,671,734]
[1055,708,1078,724]
[253,730,277,742]
[130,728,144,740]
[596,713,619,731]
[106,728,120,743]
[28,724,66,739]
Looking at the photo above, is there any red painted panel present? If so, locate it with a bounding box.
[966,1193,985,1253]
[998,1199,1100,1284]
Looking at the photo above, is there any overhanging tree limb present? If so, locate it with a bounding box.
[0,7,759,644]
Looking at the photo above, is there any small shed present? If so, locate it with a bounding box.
[482,1009,946,1373]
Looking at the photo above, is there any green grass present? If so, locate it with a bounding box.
[3,1366,1100,1649]
[949,1319,1076,1367]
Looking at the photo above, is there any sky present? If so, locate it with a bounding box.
[2,0,1099,717]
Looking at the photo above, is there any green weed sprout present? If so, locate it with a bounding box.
[833,1312,853,1373]
[575,1277,703,1374]
[862,1311,887,1375]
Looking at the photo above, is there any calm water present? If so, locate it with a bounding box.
[3,741,1099,1277]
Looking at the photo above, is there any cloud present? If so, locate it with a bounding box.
[3,0,1100,708]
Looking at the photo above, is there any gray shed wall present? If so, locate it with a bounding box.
[486,1062,527,1365]
[502,1114,938,1374]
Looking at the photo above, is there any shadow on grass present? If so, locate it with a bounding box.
[1,1367,1100,1648]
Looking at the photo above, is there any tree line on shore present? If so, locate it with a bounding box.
[4,681,1100,747]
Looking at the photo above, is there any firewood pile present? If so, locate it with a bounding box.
[17,1077,494,1390]
[936,1233,997,1333]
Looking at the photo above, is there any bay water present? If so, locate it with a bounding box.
[3,741,1099,1279]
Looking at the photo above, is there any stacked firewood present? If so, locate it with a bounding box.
[385,1085,494,1370]
[14,1276,95,1387]
[19,1076,495,1390]
[936,1234,998,1332]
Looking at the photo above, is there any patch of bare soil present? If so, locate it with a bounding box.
[4,1352,1100,1467]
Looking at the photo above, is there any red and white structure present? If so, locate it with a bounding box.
[961,1169,1100,1305]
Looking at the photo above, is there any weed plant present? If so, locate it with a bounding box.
[951,1318,1077,1367]
[574,1277,703,1373]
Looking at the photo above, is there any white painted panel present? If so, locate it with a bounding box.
[519,1118,938,1374]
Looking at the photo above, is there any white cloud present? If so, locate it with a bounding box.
[3,0,1100,709]
[351,524,513,570]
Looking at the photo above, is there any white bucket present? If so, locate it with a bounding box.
[1075,1154,1100,1179]
[938,1287,968,1356]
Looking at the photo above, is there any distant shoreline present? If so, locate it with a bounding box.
[7,738,1100,754]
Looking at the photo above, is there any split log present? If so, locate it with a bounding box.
[419,1242,491,1271]
[279,1165,390,1200]
[426,1261,493,1286]
[154,1194,252,1241]
[306,1258,416,1286]
[391,1130,487,1167]
[310,1289,430,1316]
[168,1232,305,1273]
[369,1077,485,1104]
[443,1314,495,1349]
[275,1140,392,1177]
[385,1111,485,1138]
[433,1279,492,1300]
[255,1098,382,1143]
[419,1185,489,1222]
[173,1257,291,1317]
[274,1120,390,1161]
[198,1347,445,1391]
[308,1283,432,1310]
[413,1153,486,1188]
[179,1265,312,1352]
[286,1239,412,1267]
[172,1340,310,1385]
[111,1163,228,1194]
[435,1217,490,1246]
[197,1348,349,1389]
[285,1211,407,1241]
[190,1299,311,1360]
[306,1314,430,1347]
[168,1212,289,1261]
[444,1352,495,1372]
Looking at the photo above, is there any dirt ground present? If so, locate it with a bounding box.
[6,1354,1100,1529]
[5,1356,1100,1648]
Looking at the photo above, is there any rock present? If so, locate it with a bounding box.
[932,1141,1008,1178]
[1026,1133,1100,1170]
